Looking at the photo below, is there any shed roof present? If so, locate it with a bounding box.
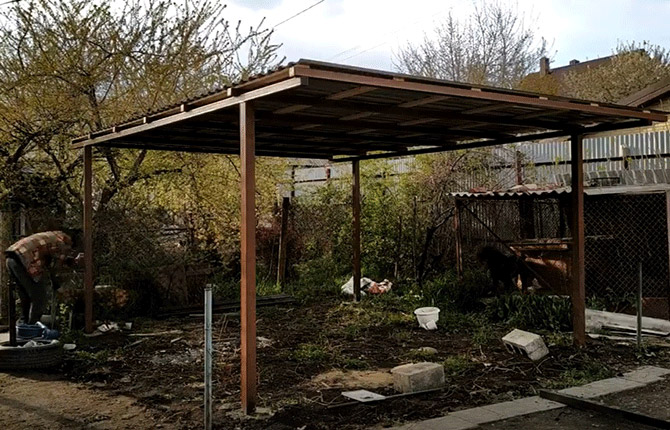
[72,59,668,160]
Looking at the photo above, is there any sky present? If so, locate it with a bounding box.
[225,0,670,73]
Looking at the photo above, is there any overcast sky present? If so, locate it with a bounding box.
[226,0,670,73]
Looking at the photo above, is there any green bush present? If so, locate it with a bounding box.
[486,294,572,332]
[420,269,489,312]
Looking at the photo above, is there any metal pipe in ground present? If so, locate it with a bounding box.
[204,285,213,430]
[637,262,643,349]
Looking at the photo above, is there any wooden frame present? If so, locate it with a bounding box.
[240,101,257,413]
[73,58,667,414]
[571,134,586,346]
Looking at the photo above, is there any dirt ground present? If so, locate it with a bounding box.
[480,377,670,429]
[0,372,175,429]
[3,297,670,429]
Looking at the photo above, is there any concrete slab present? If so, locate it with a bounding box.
[558,377,644,398]
[0,332,8,343]
[395,414,476,430]
[479,396,563,420]
[449,406,505,424]
[387,366,670,430]
[620,365,670,384]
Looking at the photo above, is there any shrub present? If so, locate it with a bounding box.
[486,294,572,332]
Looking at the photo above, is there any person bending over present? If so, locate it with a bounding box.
[5,230,82,324]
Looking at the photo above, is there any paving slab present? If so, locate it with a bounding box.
[620,365,670,384]
[394,414,475,430]
[479,395,563,420]
[558,376,645,398]
[387,366,670,430]
[448,406,505,424]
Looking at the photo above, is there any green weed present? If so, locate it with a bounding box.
[443,354,475,376]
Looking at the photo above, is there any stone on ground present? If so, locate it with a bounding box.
[391,362,445,393]
[502,329,549,361]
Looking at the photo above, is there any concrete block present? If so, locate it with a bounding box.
[391,362,445,393]
[502,329,548,361]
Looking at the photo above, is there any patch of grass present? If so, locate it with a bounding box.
[342,324,364,340]
[545,361,614,389]
[544,332,573,347]
[404,348,440,362]
[339,357,369,370]
[443,354,475,376]
[471,319,495,347]
[291,343,331,364]
[486,294,572,332]
[73,350,110,364]
[390,329,412,343]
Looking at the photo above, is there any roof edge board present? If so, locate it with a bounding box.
[72,76,307,148]
[292,65,667,123]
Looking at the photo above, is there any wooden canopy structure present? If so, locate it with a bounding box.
[72,59,668,414]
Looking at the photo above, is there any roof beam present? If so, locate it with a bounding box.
[332,119,652,162]
[293,66,667,122]
[72,77,308,148]
[327,86,377,100]
[266,95,563,130]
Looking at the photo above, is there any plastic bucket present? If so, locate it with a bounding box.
[16,323,45,339]
[414,307,440,330]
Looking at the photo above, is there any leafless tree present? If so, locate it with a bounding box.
[394,0,547,88]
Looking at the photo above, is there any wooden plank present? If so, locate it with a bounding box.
[72,77,307,148]
[331,119,650,163]
[397,95,450,108]
[352,159,362,302]
[268,95,562,130]
[463,103,509,114]
[83,145,94,334]
[666,192,670,320]
[539,389,670,429]
[327,86,376,100]
[293,67,667,122]
[277,197,290,288]
[571,134,586,346]
[240,101,257,414]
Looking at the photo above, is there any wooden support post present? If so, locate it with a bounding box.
[454,199,463,278]
[352,159,362,302]
[83,145,94,334]
[240,101,257,414]
[570,134,586,346]
[0,208,11,324]
[665,192,670,320]
[277,197,290,288]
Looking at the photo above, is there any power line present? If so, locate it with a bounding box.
[0,0,21,6]
[273,0,325,29]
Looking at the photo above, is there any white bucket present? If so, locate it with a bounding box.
[414,307,440,330]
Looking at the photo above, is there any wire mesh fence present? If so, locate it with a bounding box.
[457,190,670,320]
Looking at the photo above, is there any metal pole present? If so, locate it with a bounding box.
[637,261,643,349]
[352,159,362,302]
[204,284,213,430]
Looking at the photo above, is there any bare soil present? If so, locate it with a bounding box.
[3,296,670,429]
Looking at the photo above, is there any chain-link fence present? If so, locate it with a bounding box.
[457,190,670,320]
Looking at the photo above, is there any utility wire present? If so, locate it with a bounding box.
[273,0,325,28]
[0,0,21,6]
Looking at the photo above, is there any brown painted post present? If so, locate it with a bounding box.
[0,207,11,324]
[454,199,463,278]
[665,192,670,320]
[277,196,290,288]
[83,145,94,334]
[570,134,586,346]
[240,101,257,414]
[352,159,362,302]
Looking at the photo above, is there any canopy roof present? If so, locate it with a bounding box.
[72,59,668,160]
